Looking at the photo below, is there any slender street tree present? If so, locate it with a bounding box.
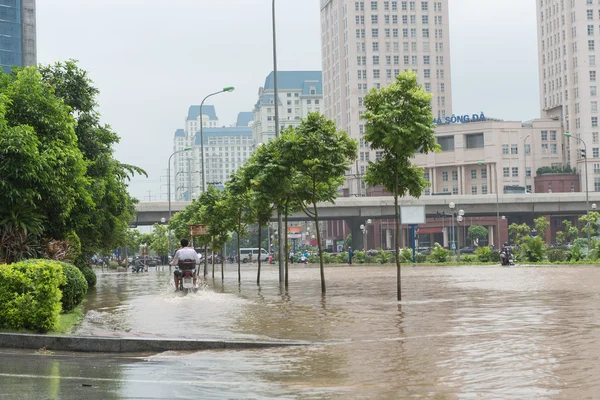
[242,141,281,286]
[280,113,358,294]
[362,71,438,301]
[224,168,254,283]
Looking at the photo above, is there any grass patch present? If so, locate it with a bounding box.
[51,304,85,334]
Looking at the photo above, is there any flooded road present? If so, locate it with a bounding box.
[3,265,600,399]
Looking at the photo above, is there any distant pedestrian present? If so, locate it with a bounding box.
[348,247,354,265]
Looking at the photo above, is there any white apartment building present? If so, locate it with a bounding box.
[320,0,452,195]
[252,71,323,146]
[537,0,600,192]
[413,118,564,196]
[173,108,253,200]
[173,106,220,200]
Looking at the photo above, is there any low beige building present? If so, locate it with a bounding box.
[414,117,565,196]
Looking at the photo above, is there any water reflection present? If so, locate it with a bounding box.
[69,266,600,398]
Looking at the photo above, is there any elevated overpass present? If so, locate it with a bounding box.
[133,193,600,226]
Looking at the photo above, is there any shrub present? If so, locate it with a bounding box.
[489,249,500,263]
[568,245,584,262]
[400,248,413,263]
[475,246,492,262]
[0,260,64,332]
[461,254,476,263]
[547,248,568,263]
[22,259,88,312]
[338,251,348,264]
[353,251,366,264]
[521,236,546,262]
[73,253,97,287]
[415,253,427,263]
[108,260,119,269]
[376,250,392,264]
[79,266,97,287]
[429,243,450,263]
[57,262,87,312]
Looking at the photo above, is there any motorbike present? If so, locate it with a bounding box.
[499,248,515,266]
[131,261,147,273]
[177,261,197,292]
[298,255,309,265]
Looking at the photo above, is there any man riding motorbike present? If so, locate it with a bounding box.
[500,242,513,266]
[170,238,200,290]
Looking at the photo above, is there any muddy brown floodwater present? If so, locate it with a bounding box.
[3,264,600,399]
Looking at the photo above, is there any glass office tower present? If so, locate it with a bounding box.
[0,0,36,73]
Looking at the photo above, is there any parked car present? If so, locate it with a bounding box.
[459,247,476,254]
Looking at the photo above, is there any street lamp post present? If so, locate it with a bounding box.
[456,210,464,261]
[478,161,501,248]
[449,202,456,255]
[524,135,531,193]
[272,0,286,284]
[168,147,192,259]
[360,219,372,251]
[199,87,235,194]
[564,132,590,255]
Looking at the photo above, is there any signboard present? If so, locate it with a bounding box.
[190,224,207,236]
[288,226,302,239]
[432,112,486,126]
[401,205,426,225]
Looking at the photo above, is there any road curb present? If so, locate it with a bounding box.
[0,333,309,353]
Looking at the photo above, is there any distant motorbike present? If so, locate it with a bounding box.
[298,255,309,265]
[499,248,515,266]
[131,263,147,273]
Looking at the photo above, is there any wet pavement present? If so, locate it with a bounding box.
[2,264,600,399]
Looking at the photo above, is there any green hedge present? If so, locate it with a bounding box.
[0,260,65,332]
[22,259,88,312]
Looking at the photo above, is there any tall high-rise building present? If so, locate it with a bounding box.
[0,0,37,73]
[536,0,600,192]
[320,0,452,194]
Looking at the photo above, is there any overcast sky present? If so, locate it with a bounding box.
[37,0,539,201]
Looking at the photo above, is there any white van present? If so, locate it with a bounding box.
[238,248,269,263]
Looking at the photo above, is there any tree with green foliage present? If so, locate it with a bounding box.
[0,66,89,263]
[534,216,550,239]
[0,62,144,286]
[194,186,223,277]
[242,140,283,285]
[555,220,579,244]
[508,223,531,246]
[149,224,169,263]
[224,168,254,282]
[362,71,438,300]
[578,211,600,239]
[202,187,232,279]
[279,113,358,294]
[467,225,488,246]
[37,61,145,276]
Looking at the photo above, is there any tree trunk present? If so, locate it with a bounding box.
[257,224,262,286]
[211,245,215,278]
[221,249,224,281]
[204,243,208,277]
[313,200,326,294]
[395,172,401,301]
[284,203,289,288]
[237,228,241,283]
